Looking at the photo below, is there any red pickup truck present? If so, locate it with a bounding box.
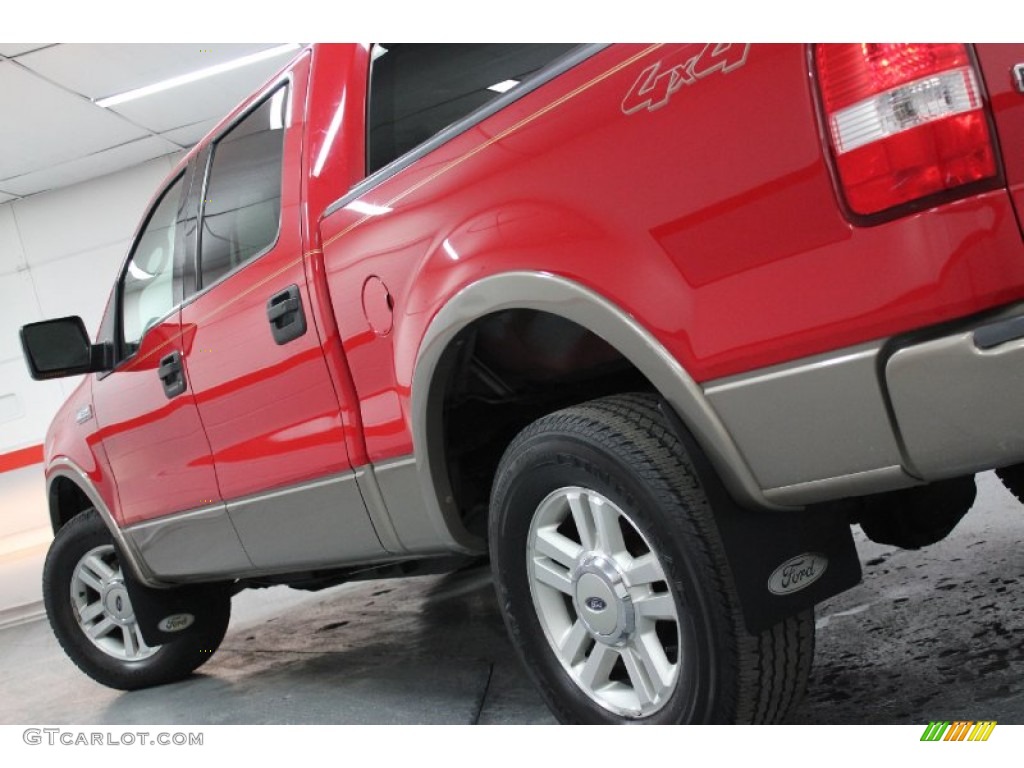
[19,43,1024,724]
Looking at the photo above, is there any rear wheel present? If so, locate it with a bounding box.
[43,509,231,690]
[489,393,814,724]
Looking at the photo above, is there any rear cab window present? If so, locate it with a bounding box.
[366,44,578,175]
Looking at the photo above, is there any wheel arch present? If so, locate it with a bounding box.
[46,458,163,588]
[48,473,93,535]
[408,272,786,551]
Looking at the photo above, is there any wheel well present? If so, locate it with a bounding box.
[49,476,94,533]
[434,309,653,539]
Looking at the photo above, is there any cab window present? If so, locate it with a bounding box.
[198,87,288,288]
[366,44,577,175]
[120,174,185,355]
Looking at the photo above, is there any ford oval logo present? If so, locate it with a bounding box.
[584,596,608,612]
[157,613,195,633]
[768,553,828,596]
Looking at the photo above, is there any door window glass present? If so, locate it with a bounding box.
[199,87,288,287]
[121,175,185,354]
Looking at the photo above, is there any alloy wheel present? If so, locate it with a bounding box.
[526,486,681,717]
[69,544,159,662]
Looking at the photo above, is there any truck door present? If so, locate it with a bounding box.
[178,53,385,570]
[91,168,252,580]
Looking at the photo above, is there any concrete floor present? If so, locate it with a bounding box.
[0,471,1021,725]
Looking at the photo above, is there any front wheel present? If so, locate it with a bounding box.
[489,393,814,724]
[43,509,231,690]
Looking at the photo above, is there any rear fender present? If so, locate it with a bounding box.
[407,272,791,556]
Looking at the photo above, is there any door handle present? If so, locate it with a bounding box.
[266,284,307,345]
[158,351,186,399]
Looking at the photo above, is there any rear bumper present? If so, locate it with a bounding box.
[887,308,1024,480]
[704,301,1024,506]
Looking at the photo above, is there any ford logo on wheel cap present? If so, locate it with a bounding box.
[584,596,608,612]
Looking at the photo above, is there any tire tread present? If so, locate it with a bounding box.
[43,509,230,691]
[491,392,814,724]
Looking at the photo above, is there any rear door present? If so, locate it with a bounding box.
[179,52,384,570]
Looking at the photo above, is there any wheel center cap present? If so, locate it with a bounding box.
[572,554,635,645]
[103,582,134,624]
[576,574,619,635]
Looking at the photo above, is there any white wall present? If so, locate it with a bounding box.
[0,153,182,615]
[0,153,182,455]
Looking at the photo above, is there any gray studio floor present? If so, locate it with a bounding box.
[1,472,1022,725]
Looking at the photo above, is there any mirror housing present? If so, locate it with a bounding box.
[20,316,113,380]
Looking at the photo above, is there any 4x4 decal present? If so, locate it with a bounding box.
[622,43,750,114]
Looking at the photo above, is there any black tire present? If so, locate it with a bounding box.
[996,464,1024,504]
[489,393,814,724]
[43,509,231,690]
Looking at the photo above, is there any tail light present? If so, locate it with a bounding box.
[815,44,997,217]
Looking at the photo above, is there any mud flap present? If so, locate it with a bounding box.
[658,401,862,634]
[119,563,233,647]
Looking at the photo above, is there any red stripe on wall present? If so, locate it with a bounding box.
[0,445,44,473]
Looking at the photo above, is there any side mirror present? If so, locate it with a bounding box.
[19,316,113,380]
